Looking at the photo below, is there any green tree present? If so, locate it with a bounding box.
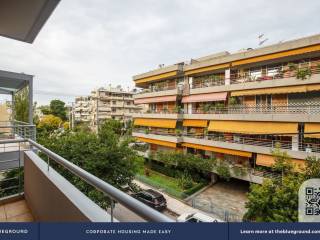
[14,87,29,122]
[99,119,123,136]
[50,99,67,121]
[37,114,62,139]
[42,121,142,208]
[244,147,320,222]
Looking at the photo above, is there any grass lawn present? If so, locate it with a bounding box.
[136,168,207,199]
[145,170,183,192]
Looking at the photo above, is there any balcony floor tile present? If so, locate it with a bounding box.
[0,199,33,222]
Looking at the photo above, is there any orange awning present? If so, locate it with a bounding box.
[134,118,177,128]
[256,154,305,172]
[304,123,320,138]
[182,143,252,158]
[182,92,227,103]
[183,120,208,127]
[208,120,298,135]
[134,95,177,104]
[231,85,307,96]
[137,137,176,148]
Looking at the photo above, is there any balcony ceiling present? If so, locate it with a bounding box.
[0,0,60,43]
[0,69,33,94]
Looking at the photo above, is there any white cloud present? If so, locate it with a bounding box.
[0,0,319,104]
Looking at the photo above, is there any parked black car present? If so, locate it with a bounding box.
[131,189,167,211]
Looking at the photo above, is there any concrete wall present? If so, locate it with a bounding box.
[24,151,113,222]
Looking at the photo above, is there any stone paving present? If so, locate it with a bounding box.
[187,179,249,219]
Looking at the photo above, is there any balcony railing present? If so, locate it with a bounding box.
[145,109,181,114]
[230,63,320,85]
[192,76,225,89]
[0,138,173,222]
[134,129,320,154]
[0,120,36,140]
[188,60,320,90]
[190,103,320,115]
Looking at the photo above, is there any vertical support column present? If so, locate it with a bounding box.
[292,135,299,151]
[28,78,33,124]
[225,68,231,85]
[187,103,192,114]
[11,91,15,121]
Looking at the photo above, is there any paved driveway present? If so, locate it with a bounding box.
[188,179,249,220]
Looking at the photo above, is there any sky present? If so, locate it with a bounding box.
[0,0,319,105]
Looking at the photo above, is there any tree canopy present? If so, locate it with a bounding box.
[14,87,29,122]
[49,99,67,121]
[42,120,142,208]
[244,147,320,222]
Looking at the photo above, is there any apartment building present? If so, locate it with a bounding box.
[72,86,144,131]
[73,96,92,122]
[132,34,320,184]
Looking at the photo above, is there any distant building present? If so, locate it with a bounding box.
[73,96,92,123]
[72,86,144,131]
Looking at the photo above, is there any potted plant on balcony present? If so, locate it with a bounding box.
[174,105,182,114]
[296,67,312,80]
[175,129,182,137]
[228,96,238,106]
[215,102,225,113]
[202,103,211,113]
[144,128,150,134]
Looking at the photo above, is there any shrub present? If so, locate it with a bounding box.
[216,163,231,181]
[178,171,194,189]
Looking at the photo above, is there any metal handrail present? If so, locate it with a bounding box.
[190,103,320,115]
[134,130,320,153]
[27,139,173,222]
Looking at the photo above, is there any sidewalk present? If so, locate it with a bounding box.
[133,179,223,221]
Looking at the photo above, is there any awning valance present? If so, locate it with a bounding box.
[134,95,176,104]
[137,137,176,148]
[182,143,252,158]
[231,85,314,97]
[182,92,227,103]
[305,123,320,138]
[134,71,178,85]
[134,118,177,128]
[256,154,305,172]
[208,120,298,135]
[183,120,208,127]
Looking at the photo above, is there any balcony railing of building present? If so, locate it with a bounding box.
[230,61,320,85]
[145,108,182,114]
[192,75,226,89]
[0,138,173,222]
[0,120,36,140]
[189,60,320,89]
[190,103,320,115]
[133,129,320,154]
